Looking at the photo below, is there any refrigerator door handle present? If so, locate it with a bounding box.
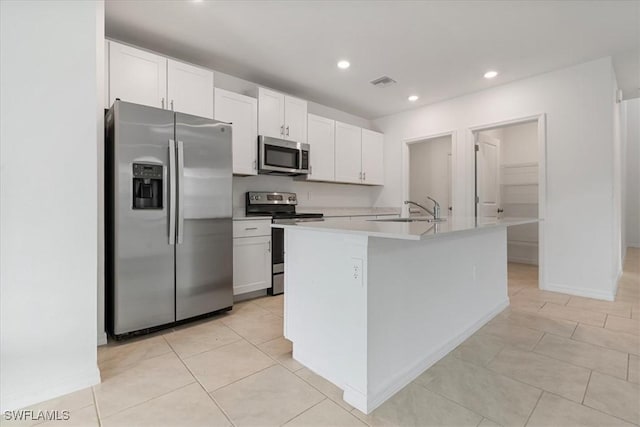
[177,140,185,244]
[168,139,177,245]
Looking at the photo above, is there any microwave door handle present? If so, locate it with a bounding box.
[168,139,176,245]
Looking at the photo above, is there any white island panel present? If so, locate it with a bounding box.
[282,222,511,414]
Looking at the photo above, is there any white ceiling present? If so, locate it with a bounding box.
[106,0,640,119]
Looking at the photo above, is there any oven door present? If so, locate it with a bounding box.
[259,136,309,175]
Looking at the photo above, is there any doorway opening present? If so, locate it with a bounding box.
[406,134,453,217]
[474,118,543,289]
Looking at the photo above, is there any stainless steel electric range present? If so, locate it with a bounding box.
[245,192,323,295]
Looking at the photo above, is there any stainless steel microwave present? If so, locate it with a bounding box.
[258,135,310,176]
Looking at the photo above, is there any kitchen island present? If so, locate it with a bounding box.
[273,216,538,414]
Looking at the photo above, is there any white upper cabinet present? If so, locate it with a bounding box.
[214,88,258,176]
[167,59,214,119]
[306,114,335,182]
[334,121,362,184]
[361,129,384,185]
[258,88,286,138]
[108,41,167,109]
[283,95,307,143]
[258,87,307,142]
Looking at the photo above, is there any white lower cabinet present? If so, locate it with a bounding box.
[233,220,271,295]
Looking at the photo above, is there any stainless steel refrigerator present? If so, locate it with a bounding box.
[105,100,233,338]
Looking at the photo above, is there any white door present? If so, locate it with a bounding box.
[109,41,167,108]
[361,129,384,185]
[167,59,214,119]
[284,96,307,143]
[306,114,335,181]
[214,89,258,175]
[335,121,362,184]
[258,87,285,139]
[476,133,501,221]
[233,236,271,295]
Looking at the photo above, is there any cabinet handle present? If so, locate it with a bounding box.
[253,160,257,170]
[161,97,165,109]
[170,100,174,111]
[280,125,284,136]
[286,125,290,136]
[359,172,362,180]
[363,172,366,181]
[309,165,313,175]
[268,240,271,252]
[245,227,258,231]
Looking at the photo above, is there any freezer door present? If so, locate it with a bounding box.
[175,113,233,321]
[111,101,176,335]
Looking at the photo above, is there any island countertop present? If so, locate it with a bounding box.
[272,216,539,240]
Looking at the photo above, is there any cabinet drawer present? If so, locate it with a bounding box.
[233,219,271,238]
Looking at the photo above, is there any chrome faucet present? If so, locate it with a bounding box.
[404,197,441,220]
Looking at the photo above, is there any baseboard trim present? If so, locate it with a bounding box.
[359,299,510,414]
[97,331,108,346]
[542,282,615,301]
[1,366,101,412]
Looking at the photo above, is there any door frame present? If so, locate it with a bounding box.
[402,130,457,217]
[469,113,547,289]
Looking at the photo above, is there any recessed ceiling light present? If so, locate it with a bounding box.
[337,60,350,70]
[484,70,498,79]
[408,95,419,102]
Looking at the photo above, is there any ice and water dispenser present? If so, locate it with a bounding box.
[132,163,163,209]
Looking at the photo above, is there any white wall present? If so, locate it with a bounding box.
[0,0,102,411]
[374,57,619,300]
[408,136,452,211]
[625,98,640,248]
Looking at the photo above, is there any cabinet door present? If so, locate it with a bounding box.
[334,121,362,184]
[284,96,307,143]
[109,41,167,108]
[258,87,285,139]
[215,89,258,175]
[361,129,384,185]
[167,59,214,119]
[306,114,335,181]
[233,236,271,295]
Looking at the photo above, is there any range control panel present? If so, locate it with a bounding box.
[247,191,297,205]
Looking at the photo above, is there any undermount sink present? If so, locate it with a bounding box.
[369,217,433,222]
[371,217,441,223]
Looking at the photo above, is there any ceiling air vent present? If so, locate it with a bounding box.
[369,76,397,87]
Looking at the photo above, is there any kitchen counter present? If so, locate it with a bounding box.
[273,216,538,240]
[280,216,537,414]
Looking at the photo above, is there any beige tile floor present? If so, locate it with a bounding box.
[5,248,639,427]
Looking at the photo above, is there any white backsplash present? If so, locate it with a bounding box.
[233,175,383,209]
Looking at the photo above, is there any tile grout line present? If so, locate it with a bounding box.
[627,353,630,382]
[163,335,238,427]
[522,389,544,427]
[580,370,593,405]
[278,397,329,426]
[91,386,103,426]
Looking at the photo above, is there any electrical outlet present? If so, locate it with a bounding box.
[351,257,363,286]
